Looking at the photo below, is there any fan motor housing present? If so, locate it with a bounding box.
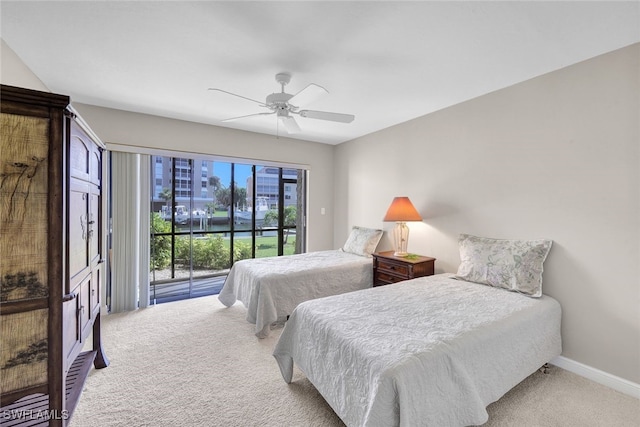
[266,92,294,109]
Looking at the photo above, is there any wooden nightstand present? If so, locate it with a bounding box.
[372,251,436,286]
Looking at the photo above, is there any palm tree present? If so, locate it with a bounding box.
[159,188,172,207]
[207,176,222,213]
[263,205,297,244]
[215,187,231,208]
[208,175,221,192]
[216,183,247,211]
[235,187,247,210]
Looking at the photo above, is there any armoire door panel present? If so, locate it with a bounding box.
[62,289,81,371]
[79,276,91,340]
[89,186,101,266]
[0,113,50,303]
[90,268,100,315]
[90,145,101,187]
[69,133,90,182]
[68,180,90,287]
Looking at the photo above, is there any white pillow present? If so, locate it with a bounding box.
[455,233,552,297]
[342,226,383,257]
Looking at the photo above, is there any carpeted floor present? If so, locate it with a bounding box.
[70,295,639,427]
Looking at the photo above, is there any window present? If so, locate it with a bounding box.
[149,156,306,303]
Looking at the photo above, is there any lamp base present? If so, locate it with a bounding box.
[393,251,409,257]
[392,222,410,257]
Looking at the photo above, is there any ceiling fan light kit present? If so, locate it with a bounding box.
[209,72,355,135]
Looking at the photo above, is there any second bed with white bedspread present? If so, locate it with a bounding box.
[273,274,562,427]
[218,250,373,338]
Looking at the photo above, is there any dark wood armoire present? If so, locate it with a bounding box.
[0,85,108,426]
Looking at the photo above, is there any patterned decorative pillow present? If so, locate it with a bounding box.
[342,226,384,257]
[455,233,552,297]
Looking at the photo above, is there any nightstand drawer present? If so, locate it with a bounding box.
[376,259,410,278]
[376,271,407,285]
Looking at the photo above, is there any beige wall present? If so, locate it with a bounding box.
[334,43,640,384]
[1,38,49,91]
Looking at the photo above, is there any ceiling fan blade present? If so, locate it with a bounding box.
[279,115,301,134]
[298,110,355,123]
[208,88,267,107]
[222,112,274,122]
[288,83,328,108]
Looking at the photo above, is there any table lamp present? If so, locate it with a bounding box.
[383,197,422,256]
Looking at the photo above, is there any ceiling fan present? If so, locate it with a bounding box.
[208,72,355,134]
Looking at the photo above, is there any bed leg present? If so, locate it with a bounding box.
[539,363,550,374]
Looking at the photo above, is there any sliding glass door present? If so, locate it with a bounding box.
[149,156,306,303]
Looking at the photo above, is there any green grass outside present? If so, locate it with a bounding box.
[232,235,296,257]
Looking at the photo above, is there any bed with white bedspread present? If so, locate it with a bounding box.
[273,274,562,427]
[218,249,374,337]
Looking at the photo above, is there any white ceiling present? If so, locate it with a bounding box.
[2,1,639,145]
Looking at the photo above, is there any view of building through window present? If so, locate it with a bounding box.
[149,156,306,303]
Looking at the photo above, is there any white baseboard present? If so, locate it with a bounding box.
[551,355,640,399]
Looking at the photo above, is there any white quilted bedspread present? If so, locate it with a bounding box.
[273,274,562,427]
[218,250,373,338]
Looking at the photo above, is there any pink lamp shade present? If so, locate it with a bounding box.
[383,197,422,222]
